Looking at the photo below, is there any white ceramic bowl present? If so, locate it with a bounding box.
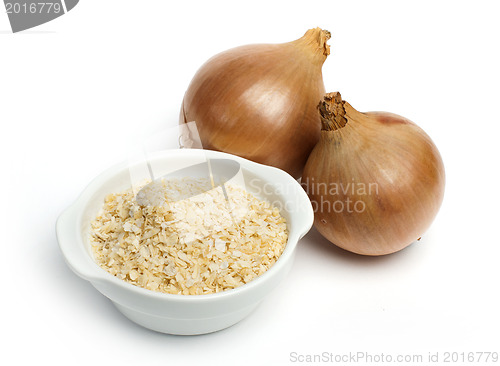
[56,149,313,335]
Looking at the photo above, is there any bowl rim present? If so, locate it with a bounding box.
[56,148,314,303]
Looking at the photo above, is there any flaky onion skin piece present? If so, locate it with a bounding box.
[302,93,445,256]
[180,28,331,178]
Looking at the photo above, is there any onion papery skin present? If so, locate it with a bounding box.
[180,28,331,178]
[302,93,445,256]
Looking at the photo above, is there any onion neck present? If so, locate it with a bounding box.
[292,27,331,63]
[318,92,367,132]
[318,92,348,131]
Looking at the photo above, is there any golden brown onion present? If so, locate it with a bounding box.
[180,28,331,178]
[302,92,445,256]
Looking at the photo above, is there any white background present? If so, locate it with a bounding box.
[1,1,499,365]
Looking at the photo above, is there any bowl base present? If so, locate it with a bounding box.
[113,301,259,335]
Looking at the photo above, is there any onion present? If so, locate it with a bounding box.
[180,28,331,178]
[302,92,445,255]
